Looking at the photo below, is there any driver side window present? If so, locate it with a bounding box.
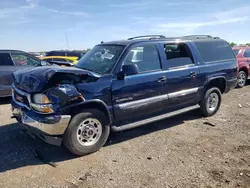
[124,44,161,73]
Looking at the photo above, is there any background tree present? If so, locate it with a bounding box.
[230,42,237,47]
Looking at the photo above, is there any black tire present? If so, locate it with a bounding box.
[200,87,222,117]
[237,71,247,88]
[63,109,110,156]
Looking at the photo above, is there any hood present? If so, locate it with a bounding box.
[13,66,100,93]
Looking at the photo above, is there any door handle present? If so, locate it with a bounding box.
[158,76,167,83]
[190,72,196,78]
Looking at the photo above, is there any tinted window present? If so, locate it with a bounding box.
[11,54,41,66]
[0,53,14,66]
[124,44,161,73]
[194,40,235,62]
[243,49,250,57]
[66,52,80,58]
[164,43,194,69]
[76,45,124,74]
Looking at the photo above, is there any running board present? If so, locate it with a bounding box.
[111,104,200,132]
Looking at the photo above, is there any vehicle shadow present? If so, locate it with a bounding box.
[0,109,201,173]
[0,97,11,105]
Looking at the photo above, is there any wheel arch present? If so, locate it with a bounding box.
[65,99,112,125]
[204,76,227,94]
[238,66,249,77]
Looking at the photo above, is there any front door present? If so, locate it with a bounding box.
[0,53,15,96]
[111,44,166,123]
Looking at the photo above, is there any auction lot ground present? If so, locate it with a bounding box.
[0,85,249,188]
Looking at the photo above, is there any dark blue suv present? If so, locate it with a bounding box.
[11,35,238,156]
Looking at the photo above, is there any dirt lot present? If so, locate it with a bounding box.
[0,85,249,188]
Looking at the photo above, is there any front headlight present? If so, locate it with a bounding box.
[31,93,54,114]
[33,93,51,104]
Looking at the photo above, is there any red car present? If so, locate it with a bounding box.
[232,46,250,87]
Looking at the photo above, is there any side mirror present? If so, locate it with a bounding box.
[117,64,139,80]
[41,61,47,66]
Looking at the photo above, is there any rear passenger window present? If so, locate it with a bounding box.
[243,49,250,57]
[164,43,194,69]
[124,44,161,73]
[194,40,235,62]
[0,53,14,66]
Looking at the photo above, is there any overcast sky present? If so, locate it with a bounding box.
[0,0,249,51]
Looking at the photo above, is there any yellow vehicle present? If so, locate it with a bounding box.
[40,56,78,65]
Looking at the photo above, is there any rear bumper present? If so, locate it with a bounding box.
[225,78,237,93]
[12,107,71,146]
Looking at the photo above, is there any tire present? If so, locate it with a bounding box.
[237,71,247,88]
[200,87,222,117]
[63,109,110,156]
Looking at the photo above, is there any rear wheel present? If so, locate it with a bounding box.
[200,87,222,117]
[63,109,110,156]
[237,71,247,88]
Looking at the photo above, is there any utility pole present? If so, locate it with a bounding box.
[65,33,69,50]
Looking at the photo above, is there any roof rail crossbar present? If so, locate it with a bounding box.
[128,35,166,40]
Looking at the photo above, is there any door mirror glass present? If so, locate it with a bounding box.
[117,64,139,80]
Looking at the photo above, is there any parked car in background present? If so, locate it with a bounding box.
[232,45,250,87]
[44,50,86,60]
[11,35,237,156]
[0,50,47,97]
[40,56,78,65]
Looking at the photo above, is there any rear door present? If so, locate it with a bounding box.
[0,53,15,96]
[111,44,166,123]
[160,42,200,108]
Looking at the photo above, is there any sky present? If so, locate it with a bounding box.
[0,0,249,51]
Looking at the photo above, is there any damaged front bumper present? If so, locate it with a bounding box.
[12,106,71,146]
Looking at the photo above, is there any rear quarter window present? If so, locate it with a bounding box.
[194,40,235,63]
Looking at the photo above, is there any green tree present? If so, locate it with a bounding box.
[230,42,237,47]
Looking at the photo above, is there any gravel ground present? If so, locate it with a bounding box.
[0,84,249,188]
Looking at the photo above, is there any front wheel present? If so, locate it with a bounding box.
[63,109,110,156]
[237,71,247,88]
[200,87,222,117]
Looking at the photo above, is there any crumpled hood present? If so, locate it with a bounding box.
[13,66,100,93]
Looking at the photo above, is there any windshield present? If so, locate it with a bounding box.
[76,45,124,74]
[233,49,240,56]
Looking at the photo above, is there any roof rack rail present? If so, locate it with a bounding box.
[179,35,213,39]
[128,35,166,40]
